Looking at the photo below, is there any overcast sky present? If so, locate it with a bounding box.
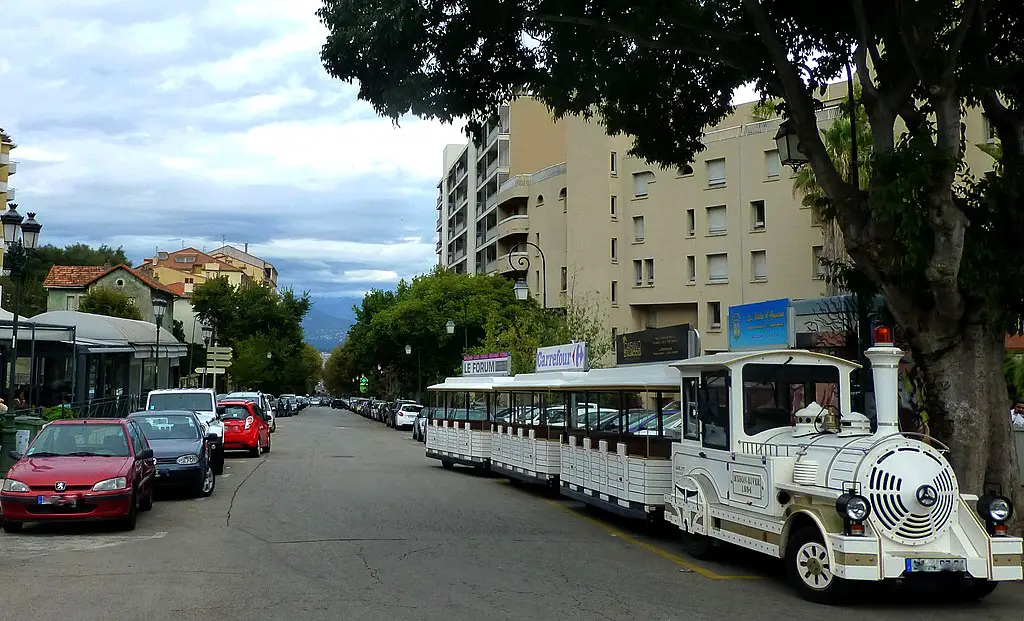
[0,0,466,310]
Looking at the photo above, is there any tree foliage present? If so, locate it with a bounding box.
[77,286,143,321]
[319,0,1024,499]
[189,277,315,394]
[1,238,129,317]
[323,268,611,397]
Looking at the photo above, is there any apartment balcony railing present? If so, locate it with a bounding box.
[448,222,467,241]
[435,240,442,253]
[704,105,842,143]
[476,228,497,246]
[9,161,17,175]
[435,216,442,231]
[496,251,529,275]
[531,162,567,183]
[4,187,13,201]
[496,214,530,240]
[0,152,8,165]
[0,181,6,193]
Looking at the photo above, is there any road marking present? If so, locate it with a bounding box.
[1,531,168,555]
[543,500,760,580]
[221,474,232,478]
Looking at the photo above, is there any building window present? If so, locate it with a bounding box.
[687,256,696,283]
[611,281,618,304]
[751,250,767,281]
[633,216,645,242]
[644,258,655,284]
[765,150,781,179]
[677,164,694,177]
[610,238,618,262]
[708,301,723,330]
[560,266,568,291]
[612,327,618,353]
[633,171,655,197]
[633,260,643,285]
[610,151,617,175]
[174,255,197,263]
[751,200,766,230]
[686,209,696,237]
[983,114,997,143]
[707,253,729,283]
[707,205,727,234]
[706,158,726,187]
[610,195,617,217]
[185,277,194,284]
[812,246,825,279]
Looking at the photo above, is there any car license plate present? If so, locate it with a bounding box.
[37,495,76,507]
[905,558,966,573]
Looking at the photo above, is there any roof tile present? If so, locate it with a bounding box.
[43,264,180,296]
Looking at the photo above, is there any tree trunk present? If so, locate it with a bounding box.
[914,324,1022,519]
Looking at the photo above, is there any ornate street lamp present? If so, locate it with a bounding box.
[3,205,42,407]
[773,118,809,170]
[507,240,547,308]
[445,320,455,335]
[152,298,168,390]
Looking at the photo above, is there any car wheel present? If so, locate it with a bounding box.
[2,520,23,533]
[264,435,271,454]
[786,526,847,604]
[250,439,262,457]
[139,484,154,512]
[198,464,216,497]
[441,460,454,470]
[119,492,139,531]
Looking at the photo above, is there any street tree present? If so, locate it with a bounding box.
[318,0,1024,498]
[77,286,143,321]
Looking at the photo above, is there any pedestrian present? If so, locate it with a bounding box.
[1010,402,1024,428]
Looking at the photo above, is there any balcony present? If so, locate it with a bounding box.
[435,216,442,231]
[4,187,13,201]
[435,240,442,253]
[496,214,529,240]
[0,181,6,193]
[0,152,8,165]
[496,251,529,275]
[447,222,467,241]
[8,161,17,175]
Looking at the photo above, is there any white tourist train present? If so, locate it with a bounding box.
[423,326,1022,602]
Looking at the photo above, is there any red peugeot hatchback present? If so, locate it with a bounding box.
[1,419,156,532]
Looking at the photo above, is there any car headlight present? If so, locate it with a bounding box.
[176,454,199,465]
[836,493,871,521]
[978,494,1014,522]
[2,479,30,492]
[92,477,128,492]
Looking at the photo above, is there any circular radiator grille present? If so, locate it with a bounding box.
[857,441,958,546]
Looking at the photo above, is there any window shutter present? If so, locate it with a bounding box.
[708,254,729,281]
[765,150,780,178]
[707,159,726,185]
[752,251,767,280]
[707,206,727,233]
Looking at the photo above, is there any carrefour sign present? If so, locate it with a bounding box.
[462,352,512,376]
[535,342,589,372]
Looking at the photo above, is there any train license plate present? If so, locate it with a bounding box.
[905,558,966,573]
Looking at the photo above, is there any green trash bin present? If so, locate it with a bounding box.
[0,412,18,478]
[12,416,48,458]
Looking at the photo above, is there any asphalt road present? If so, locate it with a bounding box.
[1,406,1022,621]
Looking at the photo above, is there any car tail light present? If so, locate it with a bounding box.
[244,416,254,430]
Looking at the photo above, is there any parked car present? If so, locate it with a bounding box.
[1,419,155,532]
[331,398,347,410]
[217,399,271,456]
[412,407,431,442]
[128,411,217,497]
[225,391,277,432]
[393,403,423,431]
[280,394,298,416]
[146,388,225,475]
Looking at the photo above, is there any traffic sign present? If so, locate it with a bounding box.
[206,354,233,363]
[208,346,233,356]
[195,367,227,375]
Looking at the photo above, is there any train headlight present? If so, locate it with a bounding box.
[977,494,1013,523]
[836,493,871,524]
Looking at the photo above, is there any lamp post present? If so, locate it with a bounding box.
[507,240,547,308]
[2,206,42,407]
[406,344,421,403]
[152,298,167,390]
[445,304,469,352]
[773,62,872,412]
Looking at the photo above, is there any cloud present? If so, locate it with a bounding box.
[0,0,463,310]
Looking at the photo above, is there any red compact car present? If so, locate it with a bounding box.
[218,400,271,457]
[1,419,156,532]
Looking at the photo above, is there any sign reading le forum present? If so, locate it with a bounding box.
[462,352,512,377]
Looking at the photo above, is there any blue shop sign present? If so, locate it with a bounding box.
[728,298,795,351]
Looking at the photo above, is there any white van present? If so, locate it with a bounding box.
[145,388,226,474]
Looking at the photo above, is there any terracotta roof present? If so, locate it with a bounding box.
[164,282,192,298]
[151,247,242,273]
[1007,335,1024,350]
[43,264,180,296]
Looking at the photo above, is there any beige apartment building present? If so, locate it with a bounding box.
[1,128,17,273]
[436,88,999,354]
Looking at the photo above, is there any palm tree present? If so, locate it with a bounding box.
[791,89,872,294]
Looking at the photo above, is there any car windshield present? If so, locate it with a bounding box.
[134,414,200,440]
[149,392,213,412]
[27,423,131,457]
[220,405,251,420]
[401,405,423,413]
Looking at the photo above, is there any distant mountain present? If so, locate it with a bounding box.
[302,303,355,352]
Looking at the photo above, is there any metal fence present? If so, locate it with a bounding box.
[10,394,144,421]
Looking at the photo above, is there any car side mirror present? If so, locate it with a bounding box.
[138,448,154,460]
[216,405,226,416]
[8,450,23,461]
